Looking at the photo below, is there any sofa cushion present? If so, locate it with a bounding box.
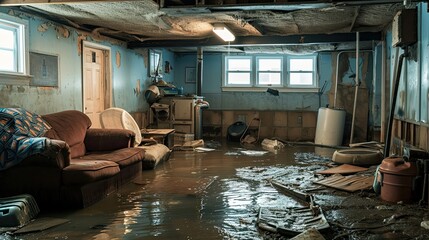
[42,110,92,158]
[62,160,120,185]
[139,144,171,169]
[79,148,144,169]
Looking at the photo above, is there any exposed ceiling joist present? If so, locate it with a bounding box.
[2,0,417,51]
[128,31,381,49]
[0,0,131,6]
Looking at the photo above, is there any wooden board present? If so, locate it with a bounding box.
[142,129,175,135]
[14,217,69,234]
[133,176,215,195]
[314,174,374,192]
[316,164,368,175]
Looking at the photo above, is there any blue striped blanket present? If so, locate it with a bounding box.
[0,108,51,171]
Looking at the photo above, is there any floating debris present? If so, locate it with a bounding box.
[241,150,268,156]
[257,206,330,236]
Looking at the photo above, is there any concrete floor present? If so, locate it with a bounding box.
[5,140,429,240]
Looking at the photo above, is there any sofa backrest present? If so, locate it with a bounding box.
[42,110,92,158]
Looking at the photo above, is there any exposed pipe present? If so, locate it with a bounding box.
[384,50,406,158]
[350,32,360,144]
[380,40,386,142]
[197,47,203,96]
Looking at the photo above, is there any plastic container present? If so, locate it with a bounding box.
[227,121,247,142]
[379,157,418,203]
[0,194,40,227]
[314,107,346,146]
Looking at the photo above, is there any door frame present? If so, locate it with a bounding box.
[82,40,112,113]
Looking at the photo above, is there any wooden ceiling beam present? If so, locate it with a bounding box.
[0,0,140,6]
[127,31,382,49]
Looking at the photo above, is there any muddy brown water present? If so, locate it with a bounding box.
[5,141,429,240]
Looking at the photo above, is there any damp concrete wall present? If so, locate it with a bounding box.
[0,8,174,116]
[174,52,341,111]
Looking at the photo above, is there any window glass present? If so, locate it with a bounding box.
[228,58,251,71]
[0,28,15,49]
[257,57,282,85]
[0,50,15,71]
[225,57,252,85]
[0,14,28,78]
[288,56,316,87]
[228,72,251,84]
[290,59,313,71]
[258,72,281,85]
[223,54,317,90]
[290,72,313,85]
[258,58,281,71]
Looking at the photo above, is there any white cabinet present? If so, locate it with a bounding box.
[150,97,202,134]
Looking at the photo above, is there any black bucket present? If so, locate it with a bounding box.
[227,121,247,142]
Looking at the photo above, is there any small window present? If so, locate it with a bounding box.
[256,57,282,86]
[0,13,30,84]
[0,27,17,72]
[287,56,316,87]
[225,56,252,86]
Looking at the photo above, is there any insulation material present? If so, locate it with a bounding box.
[27,2,399,43]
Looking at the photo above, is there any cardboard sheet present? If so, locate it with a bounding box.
[314,174,374,192]
[316,164,368,175]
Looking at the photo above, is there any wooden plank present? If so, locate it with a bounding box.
[0,0,136,6]
[14,218,69,234]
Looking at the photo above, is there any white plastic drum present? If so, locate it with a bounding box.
[314,107,346,146]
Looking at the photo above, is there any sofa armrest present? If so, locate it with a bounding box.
[21,139,71,169]
[84,128,135,151]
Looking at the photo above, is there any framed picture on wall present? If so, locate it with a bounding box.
[29,52,59,87]
[185,67,196,83]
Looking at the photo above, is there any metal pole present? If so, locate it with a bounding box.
[350,32,360,144]
[384,52,406,157]
[380,40,386,142]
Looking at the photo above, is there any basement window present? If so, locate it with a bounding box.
[256,56,282,86]
[0,13,30,85]
[224,56,252,86]
[287,55,317,88]
[222,54,317,92]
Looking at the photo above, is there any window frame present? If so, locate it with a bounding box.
[0,12,31,85]
[255,56,283,87]
[224,55,253,87]
[286,55,317,88]
[222,53,318,92]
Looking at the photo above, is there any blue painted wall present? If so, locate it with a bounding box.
[0,8,175,115]
[173,51,372,112]
[5,2,429,132]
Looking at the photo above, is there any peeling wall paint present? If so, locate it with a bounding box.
[0,7,160,115]
[116,51,121,68]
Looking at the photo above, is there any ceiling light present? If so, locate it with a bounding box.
[213,24,235,42]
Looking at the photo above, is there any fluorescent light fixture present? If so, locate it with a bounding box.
[213,23,235,42]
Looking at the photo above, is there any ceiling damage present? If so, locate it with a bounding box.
[2,0,422,52]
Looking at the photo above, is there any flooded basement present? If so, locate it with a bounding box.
[3,140,429,240]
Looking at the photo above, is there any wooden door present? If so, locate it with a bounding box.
[83,48,104,128]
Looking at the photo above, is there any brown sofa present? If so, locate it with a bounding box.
[0,110,145,209]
